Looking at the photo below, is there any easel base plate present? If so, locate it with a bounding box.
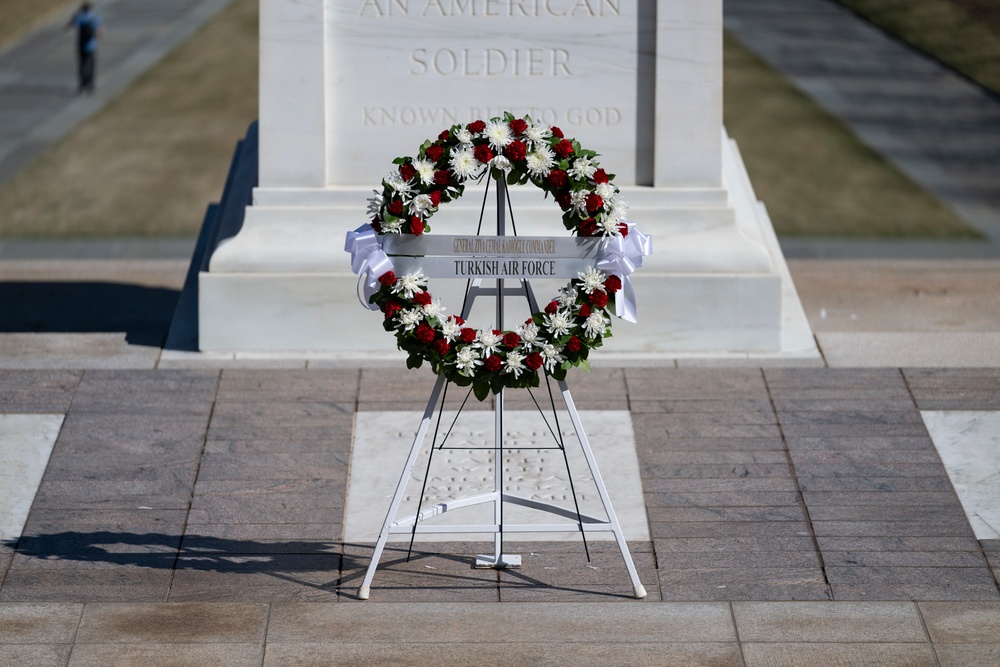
[475,554,522,569]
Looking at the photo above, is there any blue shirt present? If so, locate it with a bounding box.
[72,11,101,53]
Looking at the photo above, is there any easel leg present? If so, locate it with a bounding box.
[357,374,447,600]
[559,380,647,599]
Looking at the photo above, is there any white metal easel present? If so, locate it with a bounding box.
[357,175,646,600]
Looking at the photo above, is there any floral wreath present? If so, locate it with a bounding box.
[348,113,650,401]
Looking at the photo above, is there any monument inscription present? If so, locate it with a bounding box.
[327,0,639,184]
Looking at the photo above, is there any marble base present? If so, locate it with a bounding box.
[0,414,64,541]
[344,410,649,542]
[921,411,1000,540]
[198,131,817,357]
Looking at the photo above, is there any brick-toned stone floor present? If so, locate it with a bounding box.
[1,367,998,605]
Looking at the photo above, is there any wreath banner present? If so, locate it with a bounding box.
[343,113,651,400]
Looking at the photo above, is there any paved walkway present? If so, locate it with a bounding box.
[725,0,1000,243]
[0,0,231,186]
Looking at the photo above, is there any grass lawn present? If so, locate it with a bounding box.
[723,33,978,238]
[0,0,980,238]
[835,0,1000,96]
[0,0,258,237]
[0,0,74,48]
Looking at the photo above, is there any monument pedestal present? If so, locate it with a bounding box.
[197,0,817,359]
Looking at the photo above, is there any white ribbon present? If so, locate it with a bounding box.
[595,222,653,323]
[344,223,395,310]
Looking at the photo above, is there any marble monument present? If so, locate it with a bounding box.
[198,0,816,358]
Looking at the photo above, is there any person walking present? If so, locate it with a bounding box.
[67,3,103,93]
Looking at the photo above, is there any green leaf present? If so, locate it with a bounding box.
[406,353,423,370]
[578,358,591,373]
[473,380,491,402]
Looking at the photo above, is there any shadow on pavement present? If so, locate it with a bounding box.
[0,282,179,347]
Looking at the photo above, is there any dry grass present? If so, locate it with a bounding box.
[836,0,1000,95]
[0,0,258,237]
[724,33,978,238]
[0,0,75,48]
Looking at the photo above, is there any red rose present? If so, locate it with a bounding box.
[509,118,527,135]
[492,329,502,337]
[604,275,622,293]
[566,336,582,353]
[415,323,435,344]
[429,190,442,206]
[505,140,527,162]
[388,199,404,216]
[593,168,609,184]
[544,301,559,315]
[425,145,444,162]
[452,315,465,326]
[438,129,450,141]
[378,271,397,286]
[618,221,629,237]
[586,193,604,213]
[579,218,598,236]
[484,355,502,372]
[589,289,609,308]
[525,352,544,370]
[460,328,476,344]
[409,217,424,235]
[412,290,432,306]
[382,302,402,319]
[503,332,520,348]
[473,144,493,164]
[434,169,451,185]
[550,126,564,138]
[468,120,486,133]
[546,169,568,189]
[399,163,416,181]
[371,220,382,233]
[432,338,451,355]
[554,139,574,159]
[555,192,573,210]
[578,303,592,318]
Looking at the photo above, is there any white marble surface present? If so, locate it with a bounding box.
[345,410,649,542]
[922,411,1000,540]
[0,414,63,541]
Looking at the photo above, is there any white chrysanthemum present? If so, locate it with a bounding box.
[414,159,436,185]
[454,346,482,375]
[543,309,573,337]
[525,147,555,178]
[392,272,428,299]
[449,147,482,181]
[609,197,629,222]
[557,286,578,308]
[409,194,435,217]
[570,190,589,216]
[598,216,620,236]
[577,267,607,294]
[523,122,551,148]
[539,343,565,372]
[422,298,446,320]
[491,155,512,172]
[503,350,526,378]
[366,190,384,217]
[396,308,423,332]
[440,318,462,342]
[516,321,540,347]
[483,119,513,149]
[381,217,403,233]
[385,171,411,195]
[583,311,610,339]
[594,182,616,201]
[568,157,597,180]
[455,128,473,144]
[475,328,502,357]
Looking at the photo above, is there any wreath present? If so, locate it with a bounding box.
[349,113,648,401]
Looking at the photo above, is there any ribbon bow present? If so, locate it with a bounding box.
[345,223,395,310]
[595,222,653,323]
